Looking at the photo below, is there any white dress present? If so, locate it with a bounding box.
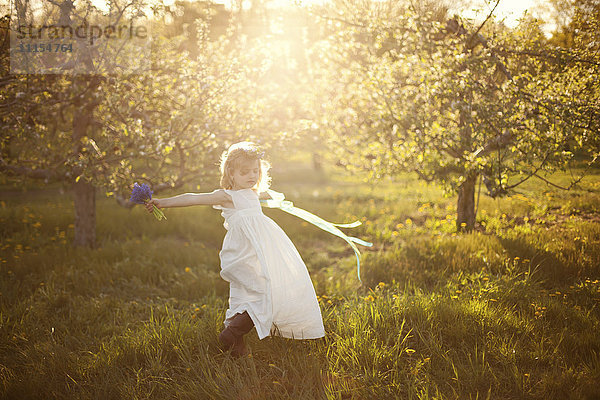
[212,188,326,340]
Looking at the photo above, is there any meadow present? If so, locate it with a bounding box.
[1,156,599,399]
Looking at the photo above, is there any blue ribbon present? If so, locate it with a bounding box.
[259,189,373,283]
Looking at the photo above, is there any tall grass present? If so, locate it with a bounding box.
[1,163,599,399]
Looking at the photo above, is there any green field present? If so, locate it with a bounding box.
[1,162,599,399]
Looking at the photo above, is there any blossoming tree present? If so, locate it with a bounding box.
[308,0,599,231]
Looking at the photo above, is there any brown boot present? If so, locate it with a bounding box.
[218,311,254,358]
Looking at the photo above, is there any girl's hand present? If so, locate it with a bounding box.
[145,199,162,213]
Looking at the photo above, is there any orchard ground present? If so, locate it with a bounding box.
[1,157,599,399]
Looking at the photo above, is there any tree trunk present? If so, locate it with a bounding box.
[456,173,477,232]
[73,179,96,248]
[456,77,475,232]
[312,152,322,171]
[71,74,98,248]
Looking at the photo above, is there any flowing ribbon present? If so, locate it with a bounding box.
[259,189,373,283]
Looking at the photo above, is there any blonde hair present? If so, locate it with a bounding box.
[218,141,272,192]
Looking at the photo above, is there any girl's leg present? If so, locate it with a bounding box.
[219,311,254,357]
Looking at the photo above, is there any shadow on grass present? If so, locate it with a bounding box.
[498,235,598,289]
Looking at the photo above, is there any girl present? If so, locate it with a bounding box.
[145,141,326,358]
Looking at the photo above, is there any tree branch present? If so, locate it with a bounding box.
[0,154,64,181]
[467,0,500,47]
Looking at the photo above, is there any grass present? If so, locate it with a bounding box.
[1,161,599,399]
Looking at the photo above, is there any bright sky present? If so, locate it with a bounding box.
[213,0,541,20]
[461,0,548,29]
[86,0,549,32]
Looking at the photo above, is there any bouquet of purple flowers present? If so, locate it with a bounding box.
[130,182,167,221]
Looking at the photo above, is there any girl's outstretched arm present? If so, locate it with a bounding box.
[146,190,228,211]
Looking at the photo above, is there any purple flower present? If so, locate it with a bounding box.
[130,182,153,204]
[130,182,167,221]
